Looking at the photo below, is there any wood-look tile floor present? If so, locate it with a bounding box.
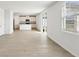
[0,30,74,57]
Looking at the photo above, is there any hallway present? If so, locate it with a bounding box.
[0,31,74,57]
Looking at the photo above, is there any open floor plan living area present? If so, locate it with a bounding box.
[0,1,79,57]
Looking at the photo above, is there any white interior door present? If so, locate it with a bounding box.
[0,8,4,36]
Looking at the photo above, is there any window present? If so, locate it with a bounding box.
[62,1,79,33]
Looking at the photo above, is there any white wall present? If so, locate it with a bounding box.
[0,8,13,35]
[4,10,13,34]
[47,1,79,56]
[0,8,4,36]
[77,16,79,32]
[36,14,42,31]
[30,17,36,28]
[13,15,19,29]
[10,11,13,33]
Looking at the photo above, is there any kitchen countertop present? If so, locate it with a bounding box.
[20,21,30,24]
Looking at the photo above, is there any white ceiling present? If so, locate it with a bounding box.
[0,1,54,16]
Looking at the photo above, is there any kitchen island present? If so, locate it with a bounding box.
[20,22,31,31]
